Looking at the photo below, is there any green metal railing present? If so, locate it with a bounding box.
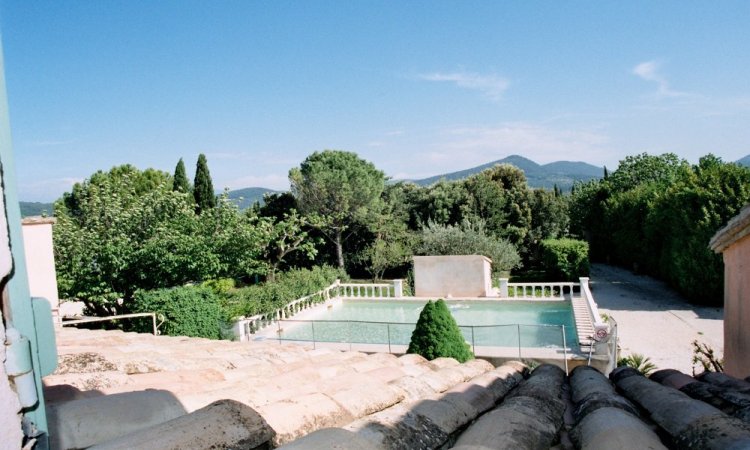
[272,319,570,372]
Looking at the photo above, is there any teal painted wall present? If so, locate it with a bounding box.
[0,31,50,441]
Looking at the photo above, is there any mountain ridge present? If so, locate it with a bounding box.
[408,154,604,190]
[20,154,750,215]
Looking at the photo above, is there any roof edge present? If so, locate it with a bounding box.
[709,203,750,253]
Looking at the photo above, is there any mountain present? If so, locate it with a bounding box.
[410,155,604,190]
[226,187,278,210]
[19,202,55,218]
[737,154,750,167]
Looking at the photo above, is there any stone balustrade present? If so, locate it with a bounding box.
[498,279,575,300]
[232,279,404,342]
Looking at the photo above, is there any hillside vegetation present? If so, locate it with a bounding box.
[52,150,748,325]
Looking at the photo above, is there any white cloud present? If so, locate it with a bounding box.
[632,60,691,98]
[418,71,510,101]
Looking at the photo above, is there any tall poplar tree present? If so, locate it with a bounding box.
[193,153,216,214]
[172,158,190,193]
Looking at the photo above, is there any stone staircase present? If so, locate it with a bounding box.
[571,297,595,350]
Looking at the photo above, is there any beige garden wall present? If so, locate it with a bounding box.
[719,233,750,378]
[21,218,59,323]
[413,255,493,298]
[710,204,750,378]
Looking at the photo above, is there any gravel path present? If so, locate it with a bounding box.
[589,263,723,374]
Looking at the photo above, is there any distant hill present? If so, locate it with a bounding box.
[410,155,603,190]
[737,154,750,167]
[226,187,278,210]
[19,202,55,218]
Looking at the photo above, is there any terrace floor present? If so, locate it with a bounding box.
[589,263,724,374]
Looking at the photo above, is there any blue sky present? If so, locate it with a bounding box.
[2,2,749,202]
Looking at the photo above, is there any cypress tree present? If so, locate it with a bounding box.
[603,166,610,179]
[407,299,474,363]
[172,158,190,193]
[193,153,216,214]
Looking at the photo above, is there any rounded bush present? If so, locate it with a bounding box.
[407,299,474,363]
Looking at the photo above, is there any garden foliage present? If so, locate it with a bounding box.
[407,299,474,363]
[540,238,590,281]
[220,265,347,320]
[417,219,522,273]
[571,153,750,305]
[53,163,316,316]
[131,285,222,339]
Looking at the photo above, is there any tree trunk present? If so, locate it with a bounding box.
[335,229,345,270]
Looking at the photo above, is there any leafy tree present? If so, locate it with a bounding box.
[607,152,688,193]
[54,165,271,315]
[172,158,190,193]
[258,192,298,221]
[289,150,386,270]
[463,164,532,247]
[193,153,216,214]
[407,299,473,363]
[418,179,470,226]
[258,210,321,281]
[417,219,521,273]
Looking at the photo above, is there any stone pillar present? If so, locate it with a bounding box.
[393,279,403,298]
[499,278,509,298]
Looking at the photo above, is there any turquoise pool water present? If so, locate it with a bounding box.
[277,300,578,348]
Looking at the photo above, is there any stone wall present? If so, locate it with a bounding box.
[413,255,493,298]
[710,204,750,378]
[720,233,750,378]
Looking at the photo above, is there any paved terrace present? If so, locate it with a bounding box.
[44,326,750,449]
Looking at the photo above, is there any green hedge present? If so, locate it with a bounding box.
[220,265,347,320]
[407,299,473,363]
[131,285,222,339]
[540,238,590,281]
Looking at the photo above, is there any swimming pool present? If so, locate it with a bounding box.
[275,300,578,349]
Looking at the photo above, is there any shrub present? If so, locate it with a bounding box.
[220,265,347,320]
[540,238,590,281]
[131,285,222,339]
[417,219,522,273]
[201,278,236,296]
[407,299,474,363]
[617,353,657,376]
